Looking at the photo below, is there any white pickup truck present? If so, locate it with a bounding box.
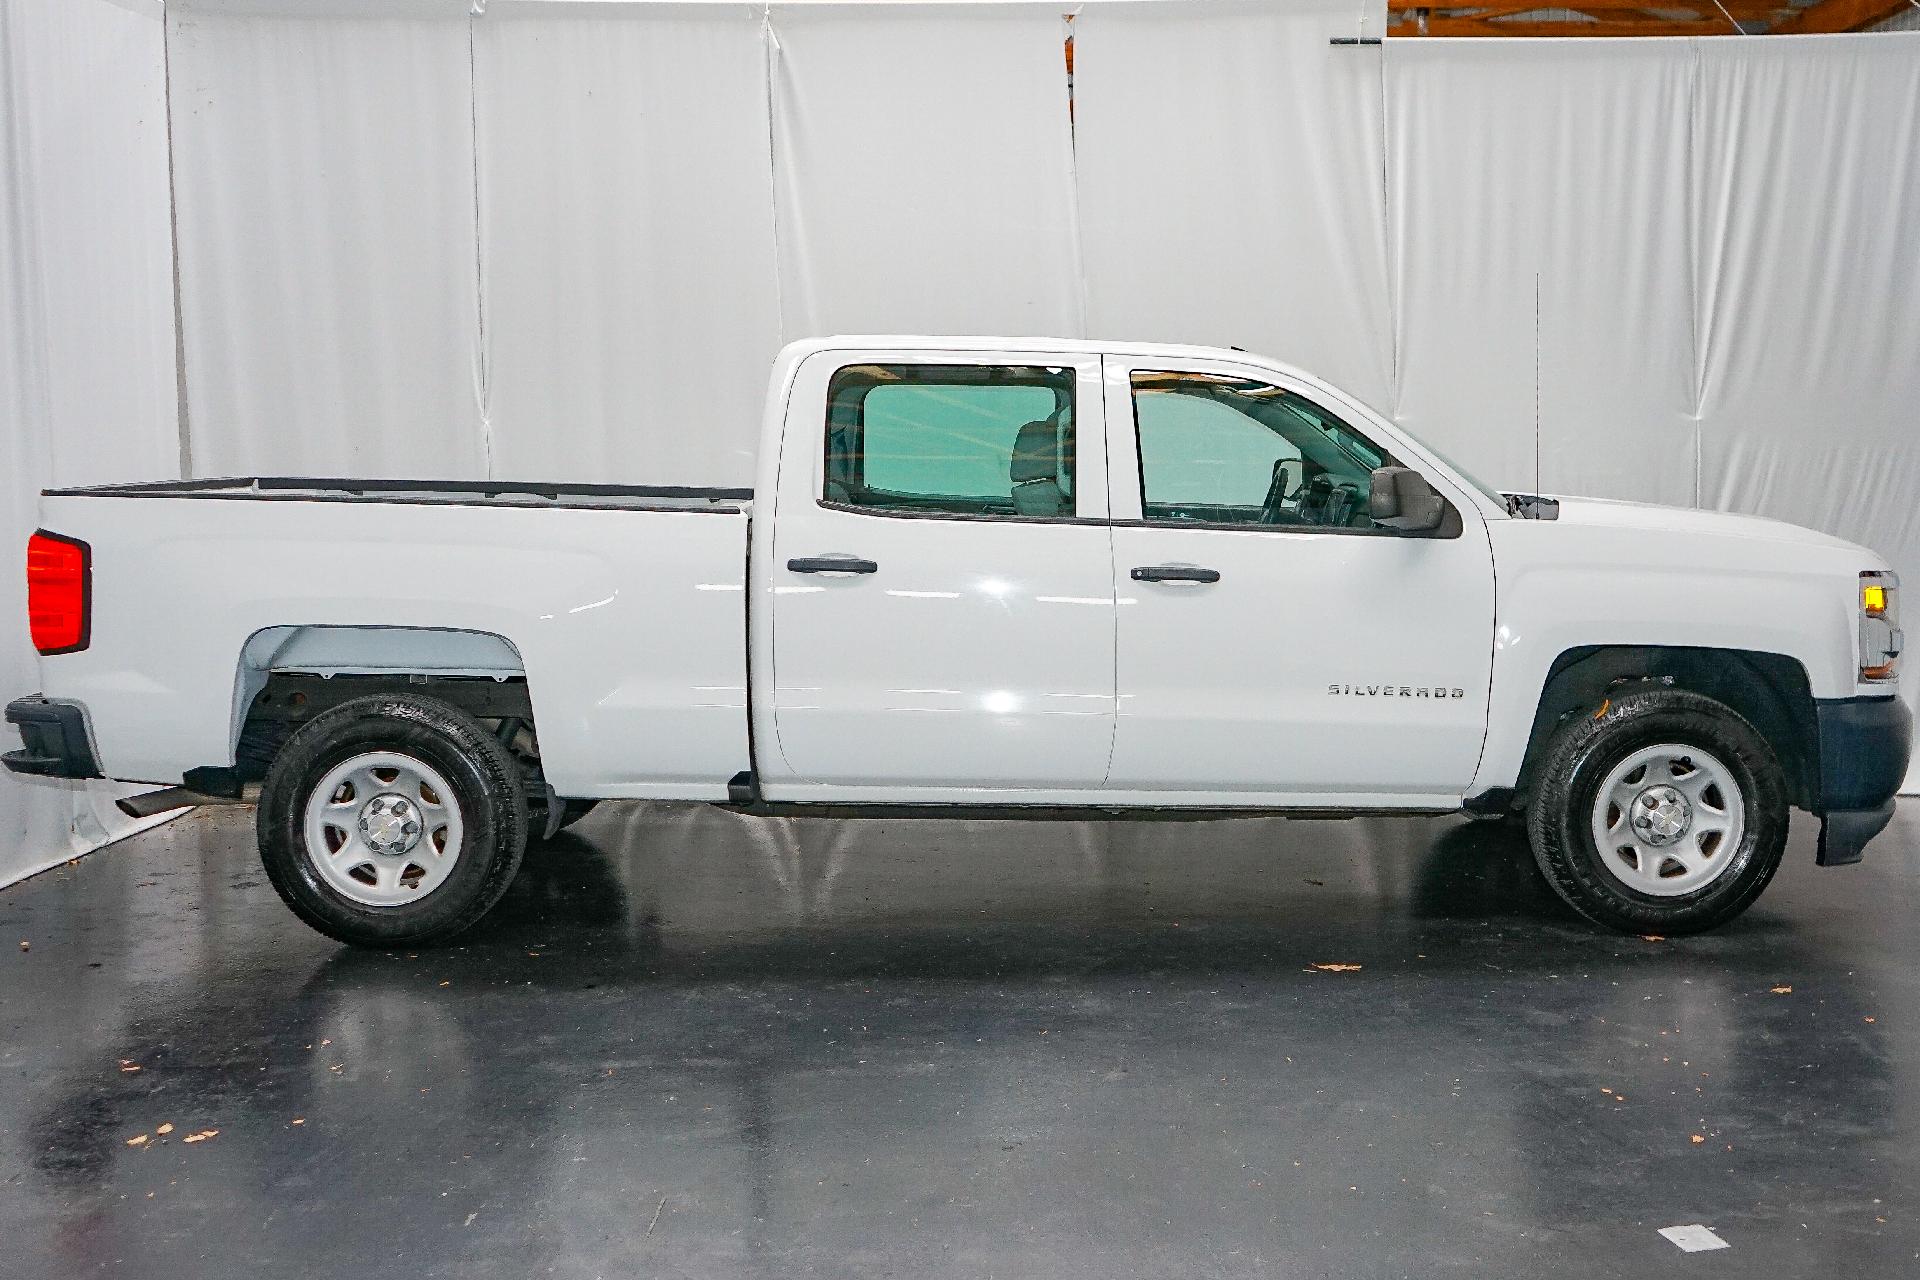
[8,337,1909,946]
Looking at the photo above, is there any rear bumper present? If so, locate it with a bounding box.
[3,696,101,780]
[1813,694,1911,866]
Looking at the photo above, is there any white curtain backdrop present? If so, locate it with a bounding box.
[768,1,1085,343]
[473,1,779,487]
[6,3,1919,886]
[1386,38,1699,505]
[1074,0,1394,413]
[0,0,182,889]
[167,0,485,478]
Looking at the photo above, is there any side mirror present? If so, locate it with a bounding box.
[1369,466,1446,532]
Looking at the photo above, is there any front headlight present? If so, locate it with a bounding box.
[1860,570,1902,682]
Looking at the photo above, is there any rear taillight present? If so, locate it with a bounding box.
[27,530,90,655]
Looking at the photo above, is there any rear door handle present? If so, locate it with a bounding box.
[787,554,879,575]
[1131,564,1221,584]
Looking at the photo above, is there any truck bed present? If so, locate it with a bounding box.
[33,480,752,798]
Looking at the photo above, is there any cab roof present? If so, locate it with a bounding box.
[775,335,1319,385]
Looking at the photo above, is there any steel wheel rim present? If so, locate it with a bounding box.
[302,751,465,908]
[1589,742,1744,897]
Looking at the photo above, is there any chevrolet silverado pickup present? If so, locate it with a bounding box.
[7,337,1910,946]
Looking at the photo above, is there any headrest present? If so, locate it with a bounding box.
[1010,420,1059,484]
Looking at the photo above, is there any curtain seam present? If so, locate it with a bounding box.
[162,11,193,480]
[467,13,493,480]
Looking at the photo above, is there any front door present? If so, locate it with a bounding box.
[764,350,1115,800]
[1101,356,1496,803]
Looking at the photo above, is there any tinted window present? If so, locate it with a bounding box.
[1133,371,1395,529]
[825,364,1076,518]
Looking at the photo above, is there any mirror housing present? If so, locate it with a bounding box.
[1369,466,1446,532]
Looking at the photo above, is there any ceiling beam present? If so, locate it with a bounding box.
[1389,13,1746,33]
[1768,0,1916,31]
[1436,0,1782,14]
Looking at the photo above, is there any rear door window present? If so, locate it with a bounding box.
[824,364,1077,519]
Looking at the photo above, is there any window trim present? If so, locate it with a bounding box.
[1102,357,1466,540]
[816,498,1101,528]
[813,356,1110,525]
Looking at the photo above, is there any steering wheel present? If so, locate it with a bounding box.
[1259,458,1303,525]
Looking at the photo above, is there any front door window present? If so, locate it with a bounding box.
[1132,371,1391,530]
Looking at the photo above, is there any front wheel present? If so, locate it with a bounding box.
[258,694,528,947]
[1527,688,1788,935]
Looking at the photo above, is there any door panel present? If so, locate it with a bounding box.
[766,351,1115,794]
[1103,357,1495,799]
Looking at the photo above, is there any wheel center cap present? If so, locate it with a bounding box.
[358,794,423,855]
[1632,784,1692,846]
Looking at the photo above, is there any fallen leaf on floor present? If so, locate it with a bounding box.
[1771,986,1792,994]
[181,1129,218,1144]
[1641,935,1665,943]
[156,1123,173,1136]
[292,1118,305,1126]
[1312,963,1362,973]
[17,941,26,952]
[120,1063,142,1073]
[126,1134,148,1147]
[1865,1016,1877,1023]
[1601,1087,1614,1094]
[1691,1134,1706,1144]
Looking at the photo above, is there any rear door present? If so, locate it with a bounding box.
[761,348,1116,799]
[1101,354,1496,802]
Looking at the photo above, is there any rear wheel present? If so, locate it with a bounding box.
[1527,688,1788,935]
[258,694,527,947]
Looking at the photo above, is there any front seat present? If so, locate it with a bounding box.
[1010,420,1065,518]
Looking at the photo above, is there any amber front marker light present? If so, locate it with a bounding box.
[1858,570,1901,683]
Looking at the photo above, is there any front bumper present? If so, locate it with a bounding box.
[3,696,101,780]
[1813,694,1912,866]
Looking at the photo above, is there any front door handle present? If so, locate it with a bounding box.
[1131,564,1221,584]
[787,554,879,575]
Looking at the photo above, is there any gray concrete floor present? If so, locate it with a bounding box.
[2,801,1917,1279]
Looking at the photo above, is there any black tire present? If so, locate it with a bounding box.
[1527,688,1788,935]
[258,694,528,948]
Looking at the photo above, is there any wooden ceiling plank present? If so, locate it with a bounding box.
[1768,0,1915,32]
[1441,0,1783,12]
[1387,13,1745,33]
